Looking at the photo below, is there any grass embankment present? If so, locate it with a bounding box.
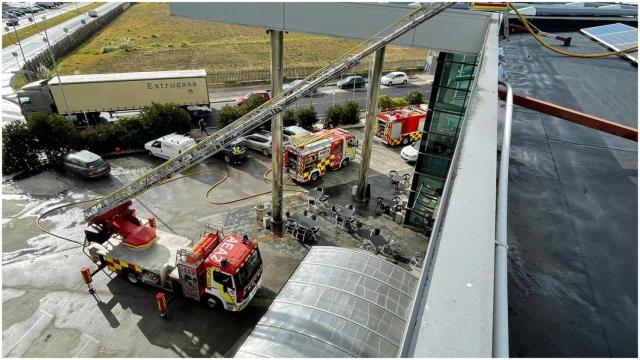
[56,3,427,76]
[2,3,103,49]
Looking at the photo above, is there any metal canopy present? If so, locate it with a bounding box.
[234,247,418,358]
[169,3,493,55]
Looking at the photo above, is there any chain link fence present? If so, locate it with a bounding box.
[207,58,426,86]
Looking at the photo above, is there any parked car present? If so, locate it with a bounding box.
[245,130,272,156]
[236,90,271,106]
[381,71,409,86]
[400,141,420,163]
[216,136,248,164]
[36,3,58,9]
[283,79,317,95]
[145,133,196,160]
[6,18,19,26]
[184,105,214,124]
[283,125,309,143]
[88,10,98,17]
[337,76,365,90]
[62,150,111,179]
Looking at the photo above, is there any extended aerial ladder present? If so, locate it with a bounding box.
[83,2,453,224]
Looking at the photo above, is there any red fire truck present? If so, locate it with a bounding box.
[284,128,358,183]
[84,200,263,311]
[375,104,428,146]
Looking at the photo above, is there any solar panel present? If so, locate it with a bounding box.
[581,23,638,63]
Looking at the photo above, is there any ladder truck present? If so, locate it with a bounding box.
[80,2,452,310]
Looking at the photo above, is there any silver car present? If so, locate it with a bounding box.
[245,130,273,156]
[63,150,111,179]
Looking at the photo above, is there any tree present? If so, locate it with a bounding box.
[296,107,318,130]
[282,109,297,127]
[26,112,76,163]
[324,104,343,128]
[341,100,360,125]
[140,103,191,138]
[2,122,40,175]
[404,90,424,105]
[239,96,267,115]
[217,105,243,129]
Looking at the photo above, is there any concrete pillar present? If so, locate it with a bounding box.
[355,46,385,202]
[269,29,284,225]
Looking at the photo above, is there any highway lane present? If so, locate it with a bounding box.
[2,2,122,124]
[2,2,91,35]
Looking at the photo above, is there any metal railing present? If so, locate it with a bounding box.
[83,2,453,223]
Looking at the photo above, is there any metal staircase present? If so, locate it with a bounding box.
[83,2,453,223]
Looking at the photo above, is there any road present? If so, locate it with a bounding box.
[2,2,91,34]
[2,2,121,124]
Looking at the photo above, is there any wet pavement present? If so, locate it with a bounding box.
[2,127,427,357]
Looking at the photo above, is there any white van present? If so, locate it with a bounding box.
[144,133,196,160]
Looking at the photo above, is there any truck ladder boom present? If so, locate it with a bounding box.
[83,2,452,223]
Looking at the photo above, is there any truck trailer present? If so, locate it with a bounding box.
[17,69,210,122]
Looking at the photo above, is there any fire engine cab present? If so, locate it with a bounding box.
[375,104,428,146]
[85,201,262,311]
[284,128,357,183]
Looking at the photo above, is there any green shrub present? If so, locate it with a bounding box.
[26,112,76,163]
[139,103,192,138]
[2,122,40,175]
[296,107,318,130]
[239,96,268,114]
[378,95,409,110]
[404,90,424,105]
[78,123,125,154]
[341,100,360,125]
[324,104,343,128]
[217,105,243,129]
[113,115,148,148]
[282,109,297,127]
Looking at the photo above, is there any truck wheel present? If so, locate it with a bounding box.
[310,172,319,182]
[126,271,139,285]
[403,80,408,86]
[205,295,222,310]
[224,155,231,163]
[262,148,270,156]
[341,158,350,168]
[401,137,410,145]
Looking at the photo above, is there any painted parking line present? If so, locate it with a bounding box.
[3,309,54,357]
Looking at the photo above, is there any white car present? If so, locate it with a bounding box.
[400,141,419,162]
[145,133,196,160]
[245,130,273,156]
[381,71,409,86]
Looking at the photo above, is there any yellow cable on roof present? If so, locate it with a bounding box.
[508,3,638,59]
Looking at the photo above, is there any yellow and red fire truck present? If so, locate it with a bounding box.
[85,200,262,311]
[284,128,357,183]
[375,104,428,146]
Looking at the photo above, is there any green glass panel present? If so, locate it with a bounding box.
[413,173,445,192]
[429,110,462,137]
[426,133,456,159]
[416,155,450,178]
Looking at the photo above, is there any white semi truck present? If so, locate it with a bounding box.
[17,69,210,123]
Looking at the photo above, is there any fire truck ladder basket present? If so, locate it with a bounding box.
[82,2,453,223]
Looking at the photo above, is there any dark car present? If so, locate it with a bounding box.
[337,75,366,89]
[6,18,19,26]
[62,150,111,179]
[217,137,248,164]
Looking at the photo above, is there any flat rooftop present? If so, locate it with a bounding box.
[501,30,637,357]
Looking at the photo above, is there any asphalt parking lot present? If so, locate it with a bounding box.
[2,127,425,357]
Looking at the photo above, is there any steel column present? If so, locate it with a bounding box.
[355,46,385,202]
[270,29,284,224]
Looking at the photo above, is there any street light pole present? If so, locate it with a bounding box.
[5,25,31,80]
[41,16,71,116]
